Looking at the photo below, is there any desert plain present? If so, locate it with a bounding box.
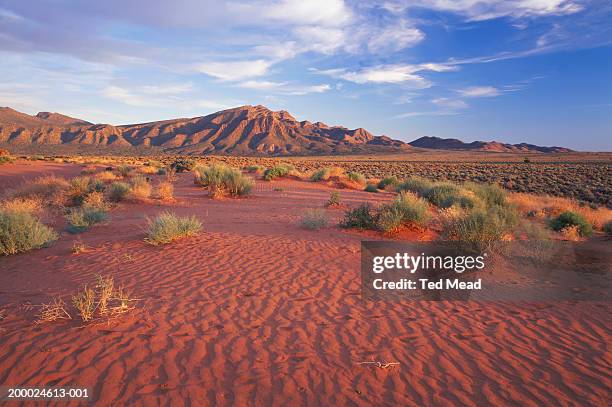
[0,152,610,406]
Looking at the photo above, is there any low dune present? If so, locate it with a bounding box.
[0,163,610,406]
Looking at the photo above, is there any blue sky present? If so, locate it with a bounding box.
[0,0,610,150]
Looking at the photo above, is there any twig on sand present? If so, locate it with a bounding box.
[358,360,400,369]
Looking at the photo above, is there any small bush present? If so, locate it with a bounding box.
[67,176,94,206]
[129,175,152,201]
[72,285,95,322]
[1,197,42,214]
[146,212,202,245]
[442,206,518,251]
[465,183,507,207]
[364,184,378,193]
[0,156,13,165]
[66,206,107,233]
[378,176,399,190]
[156,181,174,201]
[604,220,612,236]
[422,183,461,207]
[325,191,341,207]
[398,177,433,195]
[301,208,329,230]
[346,172,366,185]
[108,182,130,202]
[117,165,132,177]
[11,176,69,201]
[264,164,295,181]
[128,175,153,202]
[246,165,265,173]
[310,167,343,182]
[340,204,378,229]
[170,158,196,173]
[377,192,430,233]
[194,165,253,197]
[549,211,593,237]
[0,210,58,255]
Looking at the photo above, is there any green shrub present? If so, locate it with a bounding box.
[246,165,265,173]
[301,208,329,230]
[264,164,295,181]
[377,192,430,233]
[325,191,341,207]
[464,183,507,207]
[364,184,378,193]
[170,158,196,173]
[0,210,58,255]
[442,206,518,251]
[108,182,131,202]
[346,172,366,185]
[549,211,593,237]
[340,204,378,229]
[194,164,253,197]
[603,220,612,236]
[310,168,330,182]
[67,176,94,206]
[377,204,405,233]
[66,206,108,233]
[377,176,399,190]
[146,211,202,245]
[398,177,433,195]
[157,167,168,176]
[422,183,461,207]
[0,156,13,165]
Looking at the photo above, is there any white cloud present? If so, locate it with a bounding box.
[394,0,583,21]
[101,85,233,111]
[458,86,501,97]
[315,63,458,86]
[238,80,287,90]
[294,26,347,54]
[432,97,468,109]
[367,25,424,53]
[195,59,272,81]
[228,0,352,27]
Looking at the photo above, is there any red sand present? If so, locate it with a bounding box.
[0,163,610,406]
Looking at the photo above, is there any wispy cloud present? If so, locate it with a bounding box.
[458,86,500,97]
[195,59,273,81]
[314,63,457,86]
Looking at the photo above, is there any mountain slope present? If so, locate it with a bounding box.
[0,105,409,155]
[410,136,573,153]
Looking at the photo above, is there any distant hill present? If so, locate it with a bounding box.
[0,106,574,155]
[0,105,409,155]
[409,136,573,153]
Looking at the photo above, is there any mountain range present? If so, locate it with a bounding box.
[0,106,572,155]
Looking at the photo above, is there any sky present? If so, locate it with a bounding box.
[0,0,610,151]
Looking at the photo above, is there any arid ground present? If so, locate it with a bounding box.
[0,159,610,406]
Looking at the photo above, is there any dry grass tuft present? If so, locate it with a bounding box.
[510,192,611,230]
[96,274,114,315]
[72,285,96,322]
[155,181,174,202]
[71,240,88,254]
[0,197,43,214]
[128,175,152,201]
[560,225,582,241]
[36,297,72,324]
